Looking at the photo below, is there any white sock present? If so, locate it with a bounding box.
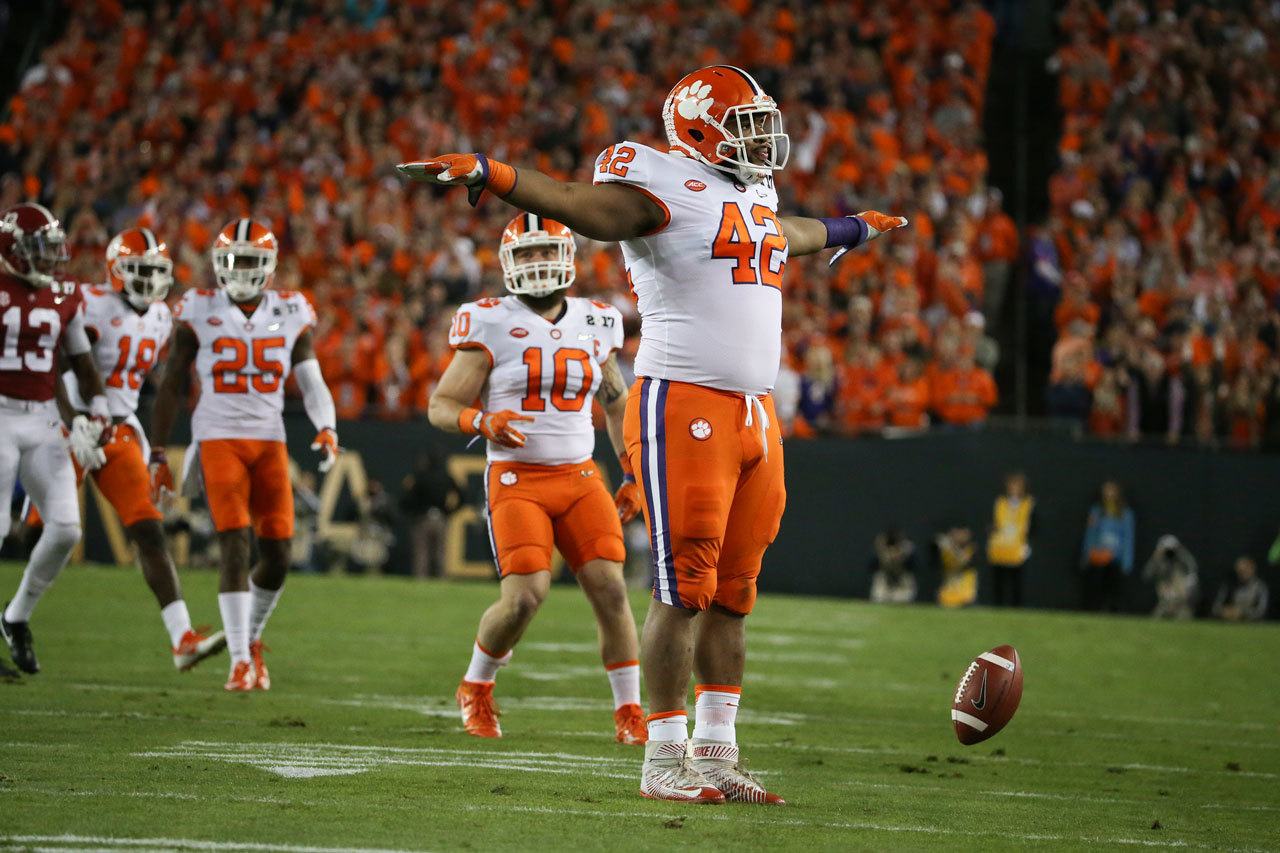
[692,685,741,744]
[5,522,79,623]
[464,641,512,684]
[218,591,252,664]
[248,580,284,641]
[605,660,641,709]
[161,600,193,648]
[647,713,688,744]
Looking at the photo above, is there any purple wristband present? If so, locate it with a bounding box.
[820,216,869,249]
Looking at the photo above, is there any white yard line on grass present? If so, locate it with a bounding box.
[462,803,1268,851]
[2,787,290,806]
[137,740,636,780]
[0,836,426,853]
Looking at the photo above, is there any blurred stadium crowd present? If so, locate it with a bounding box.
[1037,0,1280,450]
[1,0,1278,449]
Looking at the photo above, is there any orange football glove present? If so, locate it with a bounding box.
[460,407,534,448]
[149,448,175,505]
[311,428,340,473]
[396,153,517,207]
[614,452,643,523]
[857,210,909,240]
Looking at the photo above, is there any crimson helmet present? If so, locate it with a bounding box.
[499,213,576,297]
[662,65,789,185]
[107,227,173,310]
[0,202,68,288]
[211,217,278,302]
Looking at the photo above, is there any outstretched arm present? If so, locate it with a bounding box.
[781,211,910,258]
[398,155,665,242]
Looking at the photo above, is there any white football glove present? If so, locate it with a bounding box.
[68,414,107,471]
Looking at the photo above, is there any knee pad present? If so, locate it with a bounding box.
[501,544,551,576]
[255,516,294,540]
[662,552,717,611]
[712,575,757,616]
[684,485,724,540]
[574,534,625,566]
[42,521,82,553]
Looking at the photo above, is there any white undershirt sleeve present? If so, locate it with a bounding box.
[292,358,336,433]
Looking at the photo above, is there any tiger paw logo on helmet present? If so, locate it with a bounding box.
[675,81,715,122]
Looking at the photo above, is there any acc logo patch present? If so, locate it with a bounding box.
[689,418,713,440]
[510,327,529,338]
[110,317,123,327]
[684,179,707,192]
[499,471,518,486]
[207,317,223,326]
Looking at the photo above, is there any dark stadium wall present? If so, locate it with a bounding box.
[75,417,1277,619]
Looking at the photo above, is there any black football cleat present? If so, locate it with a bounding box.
[1,605,39,674]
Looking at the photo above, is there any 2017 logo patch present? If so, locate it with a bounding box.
[689,419,712,440]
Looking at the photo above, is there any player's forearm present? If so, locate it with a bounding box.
[68,352,105,403]
[780,216,830,256]
[604,400,628,459]
[504,169,658,242]
[53,371,76,424]
[427,394,468,433]
[149,377,183,447]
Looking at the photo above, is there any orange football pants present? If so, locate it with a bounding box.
[623,378,786,615]
[27,424,162,528]
[199,438,294,539]
[484,459,625,576]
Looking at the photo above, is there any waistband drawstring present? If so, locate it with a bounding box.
[744,394,770,460]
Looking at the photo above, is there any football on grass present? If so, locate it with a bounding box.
[952,644,1023,745]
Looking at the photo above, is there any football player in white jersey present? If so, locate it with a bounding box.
[430,213,647,744]
[401,65,908,802]
[1,202,111,675]
[149,218,339,692]
[26,228,225,670]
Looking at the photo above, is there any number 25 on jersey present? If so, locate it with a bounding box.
[711,202,787,290]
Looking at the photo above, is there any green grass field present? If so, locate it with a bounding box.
[1,562,1278,852]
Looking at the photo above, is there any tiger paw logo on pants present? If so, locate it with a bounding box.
[689,419,712,440]
[499,471,518,486]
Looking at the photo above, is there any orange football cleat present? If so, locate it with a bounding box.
[614,703,648,745]
[456,680,502,738]
[224,660,256,692]
[249,640,270,691]
[172,628,225,672]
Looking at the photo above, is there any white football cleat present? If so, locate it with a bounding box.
[639,740,725,804]
[690,739,785,805]
[172,629,226,672]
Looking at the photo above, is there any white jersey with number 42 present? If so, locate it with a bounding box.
[593,140,787,396]
[175,288,316,442]
[64,284,173,418]
[448,295,623,465]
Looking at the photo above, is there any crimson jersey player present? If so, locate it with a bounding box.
[0,202,112,675]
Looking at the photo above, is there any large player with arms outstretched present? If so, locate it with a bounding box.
[401,65,907,803]
[150,218,339,692]
[0,203,112,675]
[27,227,225,670]
[430,213,647,745]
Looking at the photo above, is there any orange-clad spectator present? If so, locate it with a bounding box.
[884,358,931,430]
[1054,273,1101,333]
[931,352,997,427]
[837,344,892,434]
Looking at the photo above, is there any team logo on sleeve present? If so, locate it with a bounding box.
[689,419,713,440]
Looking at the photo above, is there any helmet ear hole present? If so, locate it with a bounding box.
[688,129,704,142]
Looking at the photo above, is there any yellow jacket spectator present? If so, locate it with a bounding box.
[987,472,1034,607]
[936,527,978,609]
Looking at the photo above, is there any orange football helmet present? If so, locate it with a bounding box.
[662,65,789,185]
[498,213,576,297]
[211,218,277,303]
[107,227,172,310]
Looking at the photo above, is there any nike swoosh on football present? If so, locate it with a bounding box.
[970,669,988,711]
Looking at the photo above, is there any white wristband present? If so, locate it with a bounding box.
[89,395,110,420]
